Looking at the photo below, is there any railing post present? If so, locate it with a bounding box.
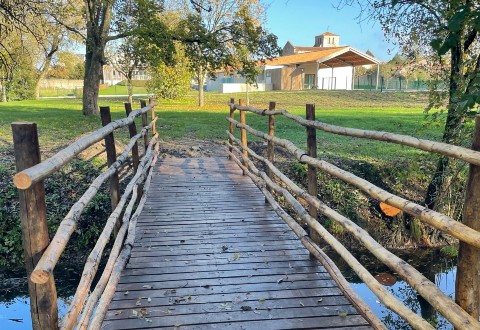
[455,114,480,320]
[228,98,235,160]
[148,97,157,136]
[239,99,248,174]
[266,101,276,202]
[140,99,149,150]
[100,106,121,235]
[306,104,320,247]
[11,122,58,330]
[124,103,140,172]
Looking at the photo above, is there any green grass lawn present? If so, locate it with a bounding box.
[0,90,441,162]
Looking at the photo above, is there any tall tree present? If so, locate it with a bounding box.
[339,0,480,211]
[170,0,277,106]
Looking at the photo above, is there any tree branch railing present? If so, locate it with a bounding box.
[226,99,480,330]
[12,100,159,330]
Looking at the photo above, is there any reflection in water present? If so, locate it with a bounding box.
[1,249,457,329]
[332,247,456,330]
[0,265,81,330]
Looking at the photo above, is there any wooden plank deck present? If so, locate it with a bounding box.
[103,157,373,330]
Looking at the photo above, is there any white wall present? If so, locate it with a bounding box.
[317,66,352,90]
[221,83,272,93]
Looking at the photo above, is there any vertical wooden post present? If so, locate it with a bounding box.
[455,115,480,319]
[12,122,58,330]
[228,98,235,160]
[100,106,121,235]
[140,99,149,150]
[306,104,319,248]
[239,99,248,174]
[148,97,156,136]
[124,103,140,172]
[266,102,276,202]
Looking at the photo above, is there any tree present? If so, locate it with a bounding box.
[339,0,480,212]
[108,36,143,103]
[156,0,280,106]
[48,51,85,80]
[147,43,192,99]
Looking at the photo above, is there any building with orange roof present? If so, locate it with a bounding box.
[206,32,381,92]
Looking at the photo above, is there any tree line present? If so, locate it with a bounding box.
[0,0,280,113]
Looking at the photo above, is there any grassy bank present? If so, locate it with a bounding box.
[0,90,453,264]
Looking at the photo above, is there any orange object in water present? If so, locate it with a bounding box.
[374,272,397,286]
[379,202,401,217]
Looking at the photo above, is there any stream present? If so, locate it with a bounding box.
[0,248,456,329]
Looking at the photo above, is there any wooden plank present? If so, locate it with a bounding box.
[103,157,373,330]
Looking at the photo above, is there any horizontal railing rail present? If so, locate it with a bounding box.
[12,99,160,330]
[226,98,480,330]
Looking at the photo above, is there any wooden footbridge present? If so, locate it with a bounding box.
[11,99,480,330]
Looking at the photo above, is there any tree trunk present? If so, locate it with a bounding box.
[127,75,133,104]
[198,67,205,107]
[424,38,466,211]
[82,51,102,116]
[35,36,60,100]
[82,0,114,116]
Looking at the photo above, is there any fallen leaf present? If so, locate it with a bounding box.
[317,298,323,303]
[258,297,266,302]
[240,305,253,311]
[232,252,240,260]
[299,301,304,307]
[339,311,348,317]
[124,291,129,295]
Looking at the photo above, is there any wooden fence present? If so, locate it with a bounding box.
[227,98,480,330]
[11,99,159,330]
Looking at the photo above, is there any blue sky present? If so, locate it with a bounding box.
[264,0,398,61]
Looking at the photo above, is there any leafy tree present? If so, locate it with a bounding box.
[147,0,280,106]
[340,0,480,207]
[108,36,143,103]
[147,43,192,99]
[48,51,85,80]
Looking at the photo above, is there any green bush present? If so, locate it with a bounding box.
[0,157,112,267]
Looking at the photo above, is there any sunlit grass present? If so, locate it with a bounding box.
[0,90,440,161]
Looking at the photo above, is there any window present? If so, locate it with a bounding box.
[304,74,316,89]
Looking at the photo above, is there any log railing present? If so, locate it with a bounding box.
[12,100,159,330]
[227,99,480,330]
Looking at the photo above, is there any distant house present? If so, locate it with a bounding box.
[102,64,150,86]
[206,32,381,93]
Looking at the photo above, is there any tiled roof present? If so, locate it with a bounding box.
[319,32,339,36]
[265,47,348,66]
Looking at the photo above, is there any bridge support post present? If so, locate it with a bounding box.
[239,99,248,175]
[148,97,157,136]
[140,99,149,150]
[266,101,276,202]
[305,104,320,247]
[228,98,235,160]
[124,103,140,172]
[100,106,121,235]
[455,114,480,320]
[12,122,58,330]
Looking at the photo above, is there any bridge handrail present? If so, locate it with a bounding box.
[12,100,160,330]
[230,103,480,166]
[226,99,480,330]
[13,103,157,190]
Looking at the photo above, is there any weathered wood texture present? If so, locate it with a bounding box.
[102,157,373,330]
[12,122,58,330]
[456,114,480,319]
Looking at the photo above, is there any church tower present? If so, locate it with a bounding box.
[314,32,340,47]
